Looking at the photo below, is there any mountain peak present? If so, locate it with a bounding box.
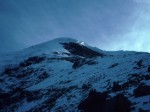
[21,37,103,58]
[0,37,150,112]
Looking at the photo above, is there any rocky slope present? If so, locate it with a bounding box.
[0,38,150,112]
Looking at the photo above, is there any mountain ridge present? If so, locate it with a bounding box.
[0,38,150,112]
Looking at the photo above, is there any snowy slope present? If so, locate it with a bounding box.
[0,38,150,112]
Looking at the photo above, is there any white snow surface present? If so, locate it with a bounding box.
[0,38,150,112]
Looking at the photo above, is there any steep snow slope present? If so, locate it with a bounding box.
[0,38,150,112]
[0,38,102,72]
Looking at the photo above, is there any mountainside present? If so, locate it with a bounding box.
[0,38,150,112]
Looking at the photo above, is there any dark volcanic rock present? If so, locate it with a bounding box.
[78,90,108,112]
[134,84,150,97]
[147,66,150,72]
[20,56,45,67]
[106,94,131,112]
[108,63,119,69]
[61,42,103,58]
[137,60,143,68]
[78,90,131,112]
[112,81,122,92]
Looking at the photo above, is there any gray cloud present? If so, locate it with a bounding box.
[0,0,150,54]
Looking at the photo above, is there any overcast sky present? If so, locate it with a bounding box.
[0,0,150,54]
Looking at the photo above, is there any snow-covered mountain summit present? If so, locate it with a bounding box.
[22,37,102,56]
[0,38,150,112]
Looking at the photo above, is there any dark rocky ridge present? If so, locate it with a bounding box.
[61,42,104,58]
